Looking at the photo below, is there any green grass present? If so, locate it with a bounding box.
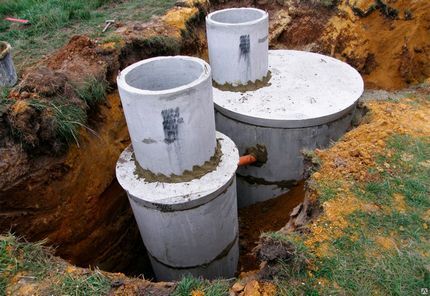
[1,74,108,149]
[275,135,430,295]
[0,0,176,71]
[50,101,88,146]
[0,234,62,295]
[0,234,111,296]
[173,275,230,296]
[28,99,88,146]
[1,96,88,148]
[75,77,108,107]
[53,270,111,296]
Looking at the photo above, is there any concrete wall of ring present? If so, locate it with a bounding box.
[215,106,357,207]
[127,177,239,280]
[117,56,216,176]
[149,240,239,281]
[206,8,269,86]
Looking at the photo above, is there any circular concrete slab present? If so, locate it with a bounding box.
[213,50,364,128]
[116,132,239,211]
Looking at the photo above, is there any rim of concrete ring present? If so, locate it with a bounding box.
[0,41,11,60]
[117,56,211,96]
[206,7,268,27]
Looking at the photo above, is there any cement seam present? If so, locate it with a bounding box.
[236,173,298,189]
[148,234,239,269]
[214,103,357,129]
[128,175,235,212]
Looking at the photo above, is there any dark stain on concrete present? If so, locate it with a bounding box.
[161,107,183,144]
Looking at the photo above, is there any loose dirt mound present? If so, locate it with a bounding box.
[261,0,430,90]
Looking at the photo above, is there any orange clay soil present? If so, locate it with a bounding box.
[320,0,430,90]
[305,94,430,258]
[259,0,430,90]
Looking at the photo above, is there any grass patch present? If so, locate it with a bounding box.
[0,0,176,71]
[51,102,88,146]
[53,270,111,296]
[29,99,88,146]
[0,233,111,295]
[0,233,62,294]
[275,134,430,295]
[314,181,340,203]
[75,77,108,107]
[172,275,230,296]
[1,97,87,150]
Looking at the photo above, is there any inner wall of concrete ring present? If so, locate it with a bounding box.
[127,177,239,281]
[206,8,269,86]
[215,106,357,208]
[117,56,216,176]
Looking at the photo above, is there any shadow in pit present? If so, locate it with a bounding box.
[82,178,155,279]
[238,181,305,273]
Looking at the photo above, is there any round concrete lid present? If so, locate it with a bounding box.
[213,50,364,128]
[116,132,239,211]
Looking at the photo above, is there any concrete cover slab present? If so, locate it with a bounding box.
[213,50,364,128]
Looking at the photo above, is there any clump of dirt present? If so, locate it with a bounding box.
[45,35,108,86]
[238,182,305,272]
[255,234,309,281]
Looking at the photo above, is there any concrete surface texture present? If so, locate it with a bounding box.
[117,56,216,176]
[116,132,239,280]
[0,42,17,87]
[213,50,364,207]
[206,8,269,86]
[216,109,356,207]
[213,50,364,128]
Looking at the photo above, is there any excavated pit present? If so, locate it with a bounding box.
[1,0,429,284]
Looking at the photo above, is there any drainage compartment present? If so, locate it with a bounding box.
[206,8,269,86]
[213,50,364,207]
[117,56,216,176]
[116,132,239,281]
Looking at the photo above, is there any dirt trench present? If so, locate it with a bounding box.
[0,0,429,287]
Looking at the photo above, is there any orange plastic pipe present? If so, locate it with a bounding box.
[238,154,257,166]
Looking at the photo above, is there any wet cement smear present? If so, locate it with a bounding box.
[213,71,272,93]
[133,140,223,183]
[238,181,305,272]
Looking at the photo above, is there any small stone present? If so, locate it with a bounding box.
[232,282,245,293]
[20,91,30,99]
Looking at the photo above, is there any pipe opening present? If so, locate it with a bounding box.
[208,8,266,25]
[124,57,206,91]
